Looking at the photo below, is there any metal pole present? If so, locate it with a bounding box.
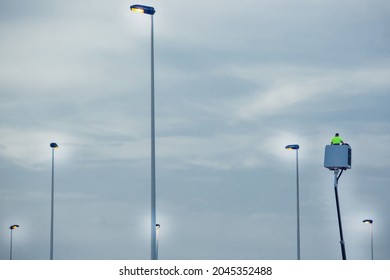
[50,147,55,260]
[370,223,374,260]
[296,149,300,260]
[10,229,13,260]
[150,14,157,261]
[333,169,347,260]
[156,224,160,259]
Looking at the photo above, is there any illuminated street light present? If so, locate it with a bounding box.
[9,224,20,260]
[130,4,155,15]
[130,4,158,260]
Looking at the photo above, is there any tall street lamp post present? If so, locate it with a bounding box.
[363,219,374,260]
[50,142,59,260]
[285,144,300,260]
[130,4,158,260]
[9,224,20,260]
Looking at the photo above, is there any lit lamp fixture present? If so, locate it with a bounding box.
[130,4,158,260]
[363,219,374,260]
[130,4,156,15]
[50,143,59,149]
[285,144,300,260]
[9,224,20,260]
[285,144,300,150]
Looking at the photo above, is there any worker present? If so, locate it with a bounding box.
[331,133,344,145]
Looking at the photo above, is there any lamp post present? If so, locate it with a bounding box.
[285,144,300,260]
[9,225,20,260]
[50,142,58,260]
[156,224,161,259]
[363,219,374,260]
[130,4,158,260]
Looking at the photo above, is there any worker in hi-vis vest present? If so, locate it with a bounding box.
[331,133,344,145]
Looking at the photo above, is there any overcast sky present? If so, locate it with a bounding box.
[1,0,390,260]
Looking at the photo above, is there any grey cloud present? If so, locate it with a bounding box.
[1,0,390,260]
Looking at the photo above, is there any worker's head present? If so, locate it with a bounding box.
[335,133,339,136]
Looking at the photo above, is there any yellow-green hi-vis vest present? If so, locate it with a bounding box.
[331,137,343,144]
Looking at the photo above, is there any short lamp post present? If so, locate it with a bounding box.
[363,219,374,260]
[156,224,161,259]
[285,144,300,260]
[9,224,20,260]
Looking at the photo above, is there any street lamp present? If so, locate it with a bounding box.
[363,219,374,260]
[156,224,161,259]
[130,4,156,15]
[285,144,300,260]
[9,225,20,260]
[50,142,59,260]
[130,4,158,260]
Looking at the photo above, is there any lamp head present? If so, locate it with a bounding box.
[130,4,156,15]
[363,219,373,224]
[156,224,161,229]
[285,144,300,150]
[10,225,19,230]
[50,143,59,149]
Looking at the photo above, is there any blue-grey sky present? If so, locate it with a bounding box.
[1,0,390,260]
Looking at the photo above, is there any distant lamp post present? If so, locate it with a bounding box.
[130,4,158,260]
[9,224,20,260]
[50,142,59,260]
[285,144,300,260]
[363,219,374,260]
[156,224,161,259]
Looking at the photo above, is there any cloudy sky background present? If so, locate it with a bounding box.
[1,0,390,259]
